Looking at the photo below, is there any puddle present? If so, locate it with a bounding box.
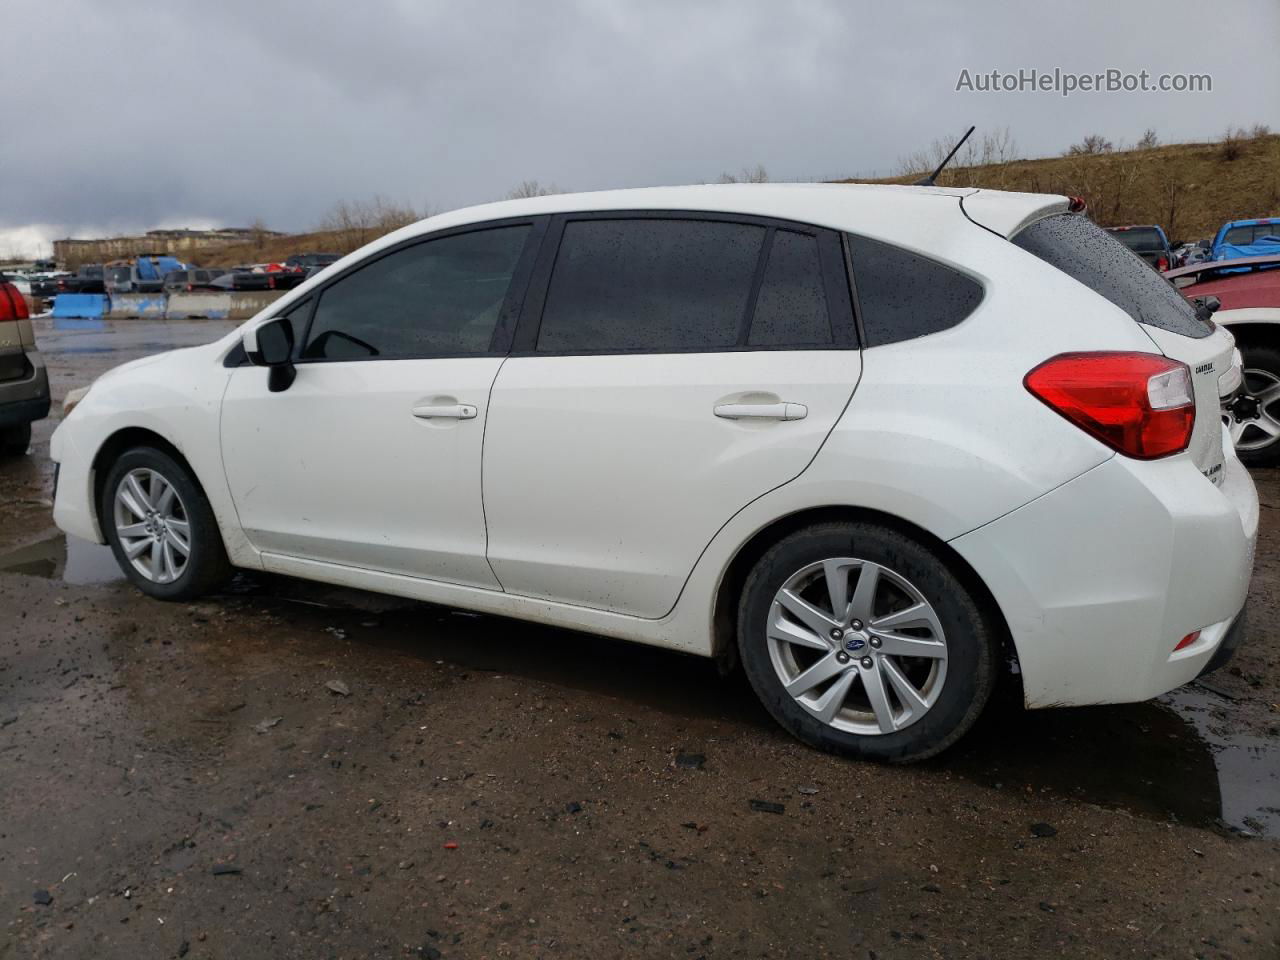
[941,684,1280,836]
[0,533,123,584]
[1163,686,1280,836]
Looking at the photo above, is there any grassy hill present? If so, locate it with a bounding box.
[846,134,1280,244]
[191,134,1280,266]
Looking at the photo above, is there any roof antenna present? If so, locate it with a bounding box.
[914,125,976,187]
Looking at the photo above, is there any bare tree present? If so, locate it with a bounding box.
[1220,126,1249,161]
[1250,123,1272,139]
[716,164,769,183]
[1065,134,1114,156]
[318,196,427,252]
[1137,129,1159,150]
[506,180,563,200]
[248,218,270,258]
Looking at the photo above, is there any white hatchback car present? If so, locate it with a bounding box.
[50,184,1259,761]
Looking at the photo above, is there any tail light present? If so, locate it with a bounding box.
[0,282,29,321]
[1156,256,1169,271]
[1024,352,1195,459]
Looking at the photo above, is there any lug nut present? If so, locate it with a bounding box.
[861,657,873,669]
[835,651,850,664]
[869,637,882,649]
[830,627,843,640]
[850,619,864,630]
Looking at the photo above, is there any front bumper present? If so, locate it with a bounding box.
[951,450,1257,708]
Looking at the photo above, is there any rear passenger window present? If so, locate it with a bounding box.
[537,219,764,352]
[847,235,984,347]
[748,230,832,346]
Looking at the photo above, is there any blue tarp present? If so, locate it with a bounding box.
[135,256,186,281]
[51,294,107,319]
[1215,237,1280,261]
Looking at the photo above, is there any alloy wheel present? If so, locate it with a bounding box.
[1225,367,1280,452]
[113,467,192,584]
[766,557,948,735]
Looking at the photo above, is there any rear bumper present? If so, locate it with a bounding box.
[951,449,1257,708]
[0,353,51,428]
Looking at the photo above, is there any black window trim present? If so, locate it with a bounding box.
[283,215,551,365]
[508,209,859,357]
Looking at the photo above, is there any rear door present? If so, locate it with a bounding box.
[482,213,861,618]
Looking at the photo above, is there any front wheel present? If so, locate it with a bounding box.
[100,447,232,600]
[737,522,997,763]
[1225,343,1280,468]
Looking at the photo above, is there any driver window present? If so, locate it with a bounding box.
[301,225,530,361]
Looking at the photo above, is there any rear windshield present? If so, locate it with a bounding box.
[1013,214,1209,339]
[1108,228,1163,252]
[106,266,131,282]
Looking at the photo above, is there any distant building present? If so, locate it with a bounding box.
[53,227,280,267]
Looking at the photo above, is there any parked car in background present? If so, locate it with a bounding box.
[1173,239,1211,267]
[1166,253,1280,466]
[285,253,340,271]
[58,265,105,294]
[51,185,1256,763]
[162,268,227,293]
[1104,224,1173,271]
[1211,218,1280,261]
[29,272,70,299]
[209,270,272,292]
[105,256,189,294]
[0,277,50,455]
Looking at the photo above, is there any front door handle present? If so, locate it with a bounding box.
[714,402,808,421]
[412,403,478,420]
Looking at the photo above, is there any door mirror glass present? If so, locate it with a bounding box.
[248,316,294,366]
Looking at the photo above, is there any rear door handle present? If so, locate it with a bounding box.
[713,402,808,421]
[412,403,477,420]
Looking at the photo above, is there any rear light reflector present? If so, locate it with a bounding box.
[0,283,28,321]
[1024,352,1196,459]
[1173,630,1201,652]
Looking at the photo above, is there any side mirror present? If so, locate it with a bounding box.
[244,317,296,392]
[1195,295,1222,315]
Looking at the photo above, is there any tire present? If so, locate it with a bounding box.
[0,422,31,457]
[1229,343,1280,468]
[100,446,232,601]
[737,522,997,763]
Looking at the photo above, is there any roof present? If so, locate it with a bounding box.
[377,182,1067,249]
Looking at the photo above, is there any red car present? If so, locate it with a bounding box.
[1166,254,1280,466]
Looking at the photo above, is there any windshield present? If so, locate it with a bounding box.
[1014,214,1209,339]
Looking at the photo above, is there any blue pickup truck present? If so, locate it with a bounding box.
[1211,218,1280,261]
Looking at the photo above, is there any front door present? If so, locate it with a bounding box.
[220,220,539,587]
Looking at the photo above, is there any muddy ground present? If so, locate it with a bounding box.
[1,317,1277,959]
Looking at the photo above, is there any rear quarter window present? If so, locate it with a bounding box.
[1013,214,1209,339]
[847,235,984,347]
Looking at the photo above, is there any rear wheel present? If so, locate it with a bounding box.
[100,447,231,600]
[737,522,997,763]
[0,422,31,457]
[1225,343,1280,468]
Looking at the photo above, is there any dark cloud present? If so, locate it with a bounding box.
[1,0,1276,254]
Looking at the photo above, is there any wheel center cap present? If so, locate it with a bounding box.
[844,634,867,652]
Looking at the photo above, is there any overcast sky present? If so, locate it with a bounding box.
[1,0,1276,257]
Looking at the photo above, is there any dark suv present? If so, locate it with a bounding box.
[1104,225,1173,271]
[0,277,50,455]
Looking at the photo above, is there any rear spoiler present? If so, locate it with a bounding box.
[959,190,1071,239]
